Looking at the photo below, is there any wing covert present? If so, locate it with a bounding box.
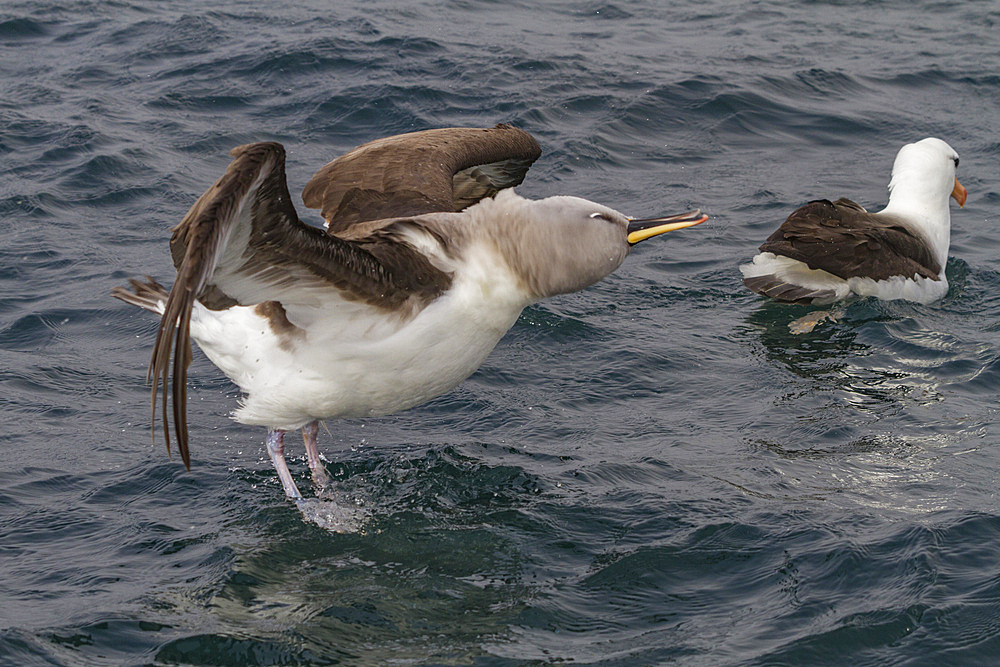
[301,124,541,233]
[759,199,941,282]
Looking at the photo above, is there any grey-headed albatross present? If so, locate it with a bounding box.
[113,124,707,509]
[741,137,966,308]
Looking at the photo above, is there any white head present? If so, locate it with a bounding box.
[881,138,966,267]
[886,137,966,212]
[475,190,706,299]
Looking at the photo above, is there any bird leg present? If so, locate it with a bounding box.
[293,421,364,531]
[265,429,303,500]
[302,420,333,489]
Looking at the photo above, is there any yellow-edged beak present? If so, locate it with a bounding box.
[951,178,967,207]
[626,209,708,245]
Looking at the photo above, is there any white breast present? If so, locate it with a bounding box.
[187,240,532,430]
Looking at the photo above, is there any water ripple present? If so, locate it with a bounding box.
[2,0,1000,663]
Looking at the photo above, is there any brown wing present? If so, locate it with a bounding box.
[759,198,941,281]
[301,124,541,234]
[146,141,452,469]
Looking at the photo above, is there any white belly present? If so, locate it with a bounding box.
[189,259,529,430]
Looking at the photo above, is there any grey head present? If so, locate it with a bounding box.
[472,190,707,300]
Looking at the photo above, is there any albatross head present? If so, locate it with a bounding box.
[887,137,967,211]
[484,191,707,299]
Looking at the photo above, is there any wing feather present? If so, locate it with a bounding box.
[301,124,541,233]
[759,198,941,282]
[148,141,452,468]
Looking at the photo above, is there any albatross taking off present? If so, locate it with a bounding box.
[112,124,707,506]
[741,137,967,306]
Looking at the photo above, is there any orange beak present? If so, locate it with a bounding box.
[951,178,967,207]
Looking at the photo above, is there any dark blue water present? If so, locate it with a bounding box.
[2,0,1000,664]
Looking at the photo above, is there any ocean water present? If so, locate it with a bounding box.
[2,0,999,664]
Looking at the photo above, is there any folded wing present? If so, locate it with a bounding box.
[759,198,941,282]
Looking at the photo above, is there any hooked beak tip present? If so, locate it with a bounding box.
[626,209,708,245]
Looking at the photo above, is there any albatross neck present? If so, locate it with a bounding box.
[880,172,953,272]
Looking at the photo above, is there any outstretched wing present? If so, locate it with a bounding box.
[759,198,941,282]
[148,141,452,468]
[301,124,542,234]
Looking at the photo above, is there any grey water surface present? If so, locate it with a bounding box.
[2,0,1000,664]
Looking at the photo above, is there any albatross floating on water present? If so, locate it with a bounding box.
[112,124,707,513]
[740,138,967,320]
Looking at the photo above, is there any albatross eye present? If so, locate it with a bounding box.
[953,156,960,167]
[589,212,614,222]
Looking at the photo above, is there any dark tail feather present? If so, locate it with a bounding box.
[112,275,190,467]
[111,276,170,314]
[743,275,836,305]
